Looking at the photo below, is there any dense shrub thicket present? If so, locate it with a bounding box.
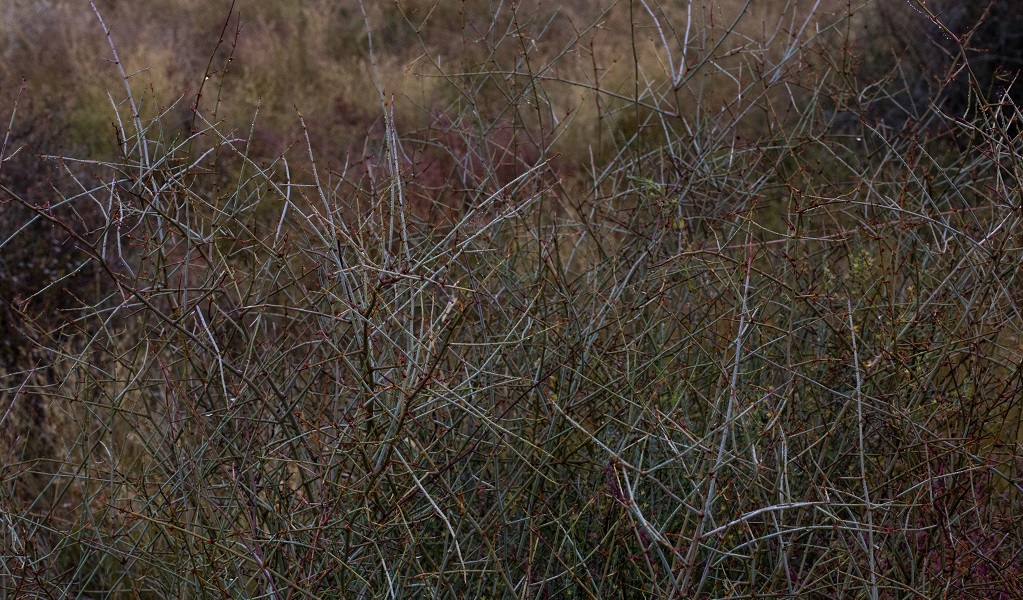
[2,1,1023,598]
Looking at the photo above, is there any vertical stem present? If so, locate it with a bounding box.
[848,296,878,600]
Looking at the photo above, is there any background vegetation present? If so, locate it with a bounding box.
[2,0,1022,597]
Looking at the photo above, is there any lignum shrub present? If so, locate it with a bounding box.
[2,1,1022,598]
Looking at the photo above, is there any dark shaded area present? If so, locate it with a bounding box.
[862,1,1023,131]
[0,102,106,377]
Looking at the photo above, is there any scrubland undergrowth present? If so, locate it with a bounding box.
[2,0,1022,598]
